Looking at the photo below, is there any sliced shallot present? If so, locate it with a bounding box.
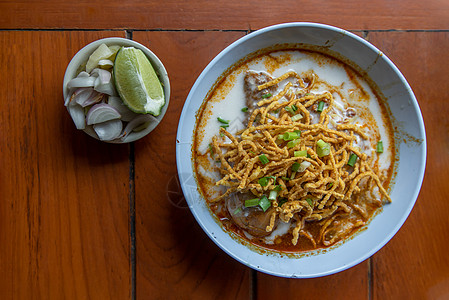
[121,114,159,140]
[108,96,138,122]
[91,68,115,95]
[67,76,96,89]
[67,101,86,130]
[93,119,123,141]
[72,87,103,107]
[86,103,121,125]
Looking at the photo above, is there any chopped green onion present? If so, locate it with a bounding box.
[316,139,330,157]
[259,195,271,212]
[208,143,214,155]
[233,208,242,215]
[278,198,288,207]
[327,183,333,189]
[250,150,256,155]
[287,139,300,148]
[281,176,290,181]
[291,162,301,172]
[268,190,278,201]
[220,124,229,129]
[290,171,297,180]
[259,154,269,165]
[306,153,311,158]
[348,153,358,167]
[245,198,260,208]
[317,101,325,112]
[297,161,311,172]
[291,104,298,112]
[217,117,229,124]
[376,141,384,153]
[273,185,282,192]
[285,106,293,113]
[241,107,248,112]
[291,114,303,122]
[294,150,307,157]
[273,109,280,114]
[283,131,300,141]
[262,93,272,99]
[258,177,269,186]
[305,93,311,96]
[305,198,313,206]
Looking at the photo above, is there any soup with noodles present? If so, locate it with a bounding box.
[192,46,395,252]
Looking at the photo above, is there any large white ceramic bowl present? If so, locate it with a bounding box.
[176,23,426,278]
[63,37,170,143]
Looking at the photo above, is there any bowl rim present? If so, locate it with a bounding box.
[176,22,427,278]
[63,37,171,143]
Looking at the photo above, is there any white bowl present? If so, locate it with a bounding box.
[63,37,170,143]
[176,23,426,278]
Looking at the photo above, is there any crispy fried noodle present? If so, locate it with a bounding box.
[208,71,391,248]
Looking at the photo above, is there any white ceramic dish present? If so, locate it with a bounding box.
[63,37,170,143]
[176,23,426,278]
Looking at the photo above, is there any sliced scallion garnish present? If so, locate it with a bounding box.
[348,153,358,167]
[259,195,271,212]
[268,190,278,201]
[241,107,248,112]
[287,139,300,148]
[217,117,229,124]
[262,93,272,99]
[376,141,384,153]
[244,198,260,208]
[291,162,301,172]
[317,101,325,112]
[259,154,269,165]
[291,114,303,122]
[283,131,300,141]
[305,198,313,206]
[258,177,269,187]
[316,139,330,157]
[294,150,307,157]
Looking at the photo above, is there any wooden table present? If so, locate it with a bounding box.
[1,1,448,299]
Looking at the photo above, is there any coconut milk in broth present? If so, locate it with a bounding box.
[193,48,395,251]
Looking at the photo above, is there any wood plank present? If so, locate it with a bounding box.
[133,31,251,299]
[256,29,368,300]
[257,262,369,300]
[366,31,449,300]
[1,0,449,30]
[0,31,131,299]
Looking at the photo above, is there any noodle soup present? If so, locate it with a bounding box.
[193,47,395,252]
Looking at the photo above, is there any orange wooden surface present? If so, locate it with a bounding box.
[1,0,449,30]
[0,1,448,300]
[132,31,250,300]
[0,31,131,299]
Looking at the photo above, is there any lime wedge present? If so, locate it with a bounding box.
[113,47,165,116]
[86,43,113,73]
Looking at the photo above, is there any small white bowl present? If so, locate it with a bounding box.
[63,37,170,143]
[176,23,426,278]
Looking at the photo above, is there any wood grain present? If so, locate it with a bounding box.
[1,0,449,31]
[0,31,131,299]
[133,31,251,299]
[365,31,449,300]
[257,261,369,299]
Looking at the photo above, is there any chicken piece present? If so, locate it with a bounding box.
[226,192,277,237]
[243,70,277,112]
